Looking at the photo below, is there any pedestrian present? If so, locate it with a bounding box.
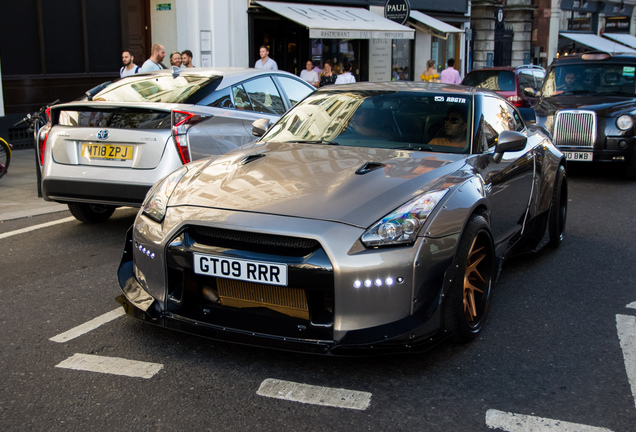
[181,50,195,68]
[120,49,140,77]
[420,59,440,82]
[440,58,461,84]
[254,45,278,70]
[140,44,166,72]
[169,51,182,68]
[319,61,337,87]
[300,59,319,87]
[335,61,356,84]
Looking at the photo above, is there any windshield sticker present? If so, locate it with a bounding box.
[623,66,635,77]
[434,96,467,103]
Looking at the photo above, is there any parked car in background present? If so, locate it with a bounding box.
[535,52,636,178]
[462,65,545,122]
[40,68,315,222]
[117,82,567,355]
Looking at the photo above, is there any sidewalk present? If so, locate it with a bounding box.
[0,149,68,221]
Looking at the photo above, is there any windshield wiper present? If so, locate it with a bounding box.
[290,140,340,145]
[393,145,434,151]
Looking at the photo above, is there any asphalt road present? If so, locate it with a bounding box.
[1,165,635,432]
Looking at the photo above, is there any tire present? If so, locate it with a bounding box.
[443,215,495,343]
[68,202,116,223]
[548,165,567,248]
[0,138,10,179]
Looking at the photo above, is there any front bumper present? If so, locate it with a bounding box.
[557,136,636,164]
[117,217,457,355]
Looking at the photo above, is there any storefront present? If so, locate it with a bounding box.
[249,1,414,82]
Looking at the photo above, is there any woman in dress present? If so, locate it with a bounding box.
[421,59,440,82]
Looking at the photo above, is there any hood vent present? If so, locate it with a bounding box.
[239,153,266,165]
[355,162,386,175]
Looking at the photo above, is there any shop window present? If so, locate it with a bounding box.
[392,39,412,81]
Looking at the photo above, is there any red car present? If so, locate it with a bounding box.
[462,65,545,122]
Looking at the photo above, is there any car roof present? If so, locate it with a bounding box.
[551,51,636,65]
[133,67,304,87]
[466,65,545,74]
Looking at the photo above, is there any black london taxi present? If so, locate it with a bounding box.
[535,52,636,177]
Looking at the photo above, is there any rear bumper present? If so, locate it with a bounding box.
[43,179,151,206]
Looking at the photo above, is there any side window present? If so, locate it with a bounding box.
[232,85,252,111]
[242,76,285,115]
[206,87,234,109]
[482,96,519,148]
[276,76,314,106]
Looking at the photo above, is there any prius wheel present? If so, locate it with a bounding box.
[443,215,495,343]
[68,202,116,223]
[548,165,567,248]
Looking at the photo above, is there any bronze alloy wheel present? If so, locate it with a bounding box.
[444,215,494,342]
[462,236,492,328]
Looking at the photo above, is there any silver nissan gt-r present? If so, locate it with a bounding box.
[117,82,567,355]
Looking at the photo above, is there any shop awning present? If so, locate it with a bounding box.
[255,1,414,39]
[560,32,636,54]
[409,10,463,37]
[603,33,636,50]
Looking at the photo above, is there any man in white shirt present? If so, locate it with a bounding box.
[140,44,166,73]
[335,61,356,84]
[120,50,140,77]
[300,60,319,87]
[254,45,278,70]
[440,58,462,85]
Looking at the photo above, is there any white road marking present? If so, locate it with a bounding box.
[55,353,163,379]
[485,409,613,432]
[50,308,125,343]
[257,378,371,411]
[627,301,636,310]
[617,314,636,409]
[0,216,75,240]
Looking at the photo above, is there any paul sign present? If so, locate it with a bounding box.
[385,0,410,26]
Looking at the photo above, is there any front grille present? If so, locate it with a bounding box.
[217,279,309,320]
[189,226,320,256]
[166,226,334,341]
[553,110,596,148]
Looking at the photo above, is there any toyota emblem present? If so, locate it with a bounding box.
[97,130,109,140]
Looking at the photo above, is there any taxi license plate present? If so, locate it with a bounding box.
[564,151,592,162]
[193,253,288,286]
[81,143,133,160]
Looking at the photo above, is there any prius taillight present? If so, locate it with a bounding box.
[38,107,53,166]
[171,110,209,164]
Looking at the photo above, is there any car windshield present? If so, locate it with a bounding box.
[261,90,473,154]
[462,70,516,91]
[542,63,636,97]
[91,73,223,104]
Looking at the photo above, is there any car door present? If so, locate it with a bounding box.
[188,76,284,160]
[479,95,538,251]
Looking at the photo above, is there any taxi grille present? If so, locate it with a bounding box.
[217,279,309,320]
[553,110,596,148]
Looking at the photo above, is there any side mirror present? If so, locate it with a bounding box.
[492,130,527,163]
[523,87,536,97]
[252,118,271,137]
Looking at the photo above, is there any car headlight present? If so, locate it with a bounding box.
[616,115,633,131]
[142,166,188,222]
[361,190,448,247]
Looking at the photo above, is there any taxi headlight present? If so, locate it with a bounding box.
[361,190,448,247]
[616,115,633,131]
[142,166,187,222]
